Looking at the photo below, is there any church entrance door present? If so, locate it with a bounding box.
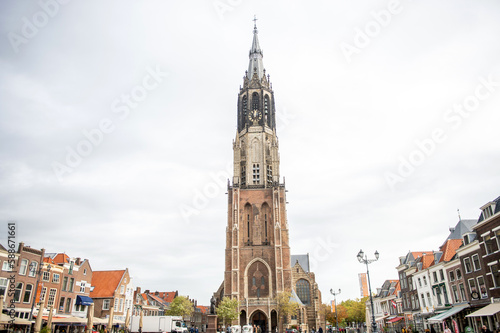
[250,310,267,333]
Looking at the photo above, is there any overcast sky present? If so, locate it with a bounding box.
[1,0,500,307]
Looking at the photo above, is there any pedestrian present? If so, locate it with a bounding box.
[444,326,451,333]
[319,328,323,333]
[482,326,492,333]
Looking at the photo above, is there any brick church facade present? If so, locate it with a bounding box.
[216,21,322,333]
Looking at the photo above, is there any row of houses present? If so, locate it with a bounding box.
[0,242,208,329]
[367,195,500,333]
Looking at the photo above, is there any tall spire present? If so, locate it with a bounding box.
[247,16,264,80]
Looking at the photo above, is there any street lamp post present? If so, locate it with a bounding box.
[357,250,379,333]
[330,289,341,333]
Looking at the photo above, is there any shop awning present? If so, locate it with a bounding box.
[428,304,469,323]
[375,315,389,322]
[75,295,94,306]
[466,303,500,317]
[387,317,404,323]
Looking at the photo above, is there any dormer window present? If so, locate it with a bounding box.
[484,205,495,219]
[481,201,496,220]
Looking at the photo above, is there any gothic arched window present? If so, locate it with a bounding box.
[252,93,259,110]
[264,95,269,124]
[242,96,248,117]
[296,279,311,305]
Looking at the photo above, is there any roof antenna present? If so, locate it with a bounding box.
[457,208,461,221]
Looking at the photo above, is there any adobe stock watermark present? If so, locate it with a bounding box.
[309,235,339,272]
[339,0,410,64]
[213,0,244,21]
[384,74,499,190]
[51,65,168,182]
[7,0,72,54]
[178,107,296,224]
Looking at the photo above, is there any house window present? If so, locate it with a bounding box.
[491,264,500,288]
[426,292,432,307]
[477,276,488,298]
[83,268,87,275]
[13,283,23,302]
[472,254,481,271]
[452,285,459,303]
[495,230,500,250]
[0,278,7,299]
[2,261,12,271]
[423,276,427,285]
[80,282,86,293]
[65,298,72,312]
[463,258,472,273]
[52,273,60,283]
[19,259,28,275]
[28,262,37,277]
[420,294,426,308]
[252,164,260,184]
[42,271,50,282]
[456,269,462,279]
[435,287,442,305]
[449,271,455,281]
[62,277,68,291]
[418,278,422,287]
[114,298,119,311]
[48,288,57,307]
[433,271,438,283]
[103,299,110,310]
[439,269,445,281]
[459,283,466,301]
[23,284,33,303]
[40,287,47,302]
[484,235,498,254]
[59,297,65,312]
[69,278,74,292]
[119,298,124,312]
[121,285,125,294]
[468,278,477,296]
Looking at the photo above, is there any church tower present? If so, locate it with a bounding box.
[223,21,292,332]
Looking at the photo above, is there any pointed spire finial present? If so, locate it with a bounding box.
[457,208,461,221]
[253,15,258,30]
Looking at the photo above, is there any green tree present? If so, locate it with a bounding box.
[216,297,241,327]
[166,296,194,317]
[275,292,299,332]
[340,297,368,327]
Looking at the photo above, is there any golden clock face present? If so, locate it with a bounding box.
[248,109,262,122]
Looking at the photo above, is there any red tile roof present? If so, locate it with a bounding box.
[155,292,177,303]
[43,257,56,264]
[197,306,209,314]
[90,270,125,298]
[52,253,70,264]
[439,239,463,263]
[421,253,435,269]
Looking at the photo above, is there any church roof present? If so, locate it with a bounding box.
[247,21,265,81]
[290,289,304,306]
[291,254,310,273]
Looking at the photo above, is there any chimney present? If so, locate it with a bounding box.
[18,242,24,253]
